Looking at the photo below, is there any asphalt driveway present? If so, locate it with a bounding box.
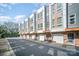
[7,39,79,56]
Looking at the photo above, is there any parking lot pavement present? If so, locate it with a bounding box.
[7,39,79,56]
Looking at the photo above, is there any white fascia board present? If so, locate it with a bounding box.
[29,13,34,18]
[25,18,28,22]
[50,3,55,6]
[37,6,45,13]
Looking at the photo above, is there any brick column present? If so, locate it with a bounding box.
[74,32,79,47]
[54,3,58,28]
[63,33,68,45]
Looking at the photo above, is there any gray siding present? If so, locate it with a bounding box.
[68,3,79,28]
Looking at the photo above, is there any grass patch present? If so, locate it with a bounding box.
[0,49,10,53]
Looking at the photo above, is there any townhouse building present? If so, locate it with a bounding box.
[50,3,79,46]
[29,13,36,40]
[19,22,25,39]
[49,3,67,44]
[19,23,22,38]
[19,3,79,46]
[36,6,45,41]
[36,5,51,41]
[19,19,29,39]
[44,4,51,40]
[24,18,30,39]
[65,3,79,46]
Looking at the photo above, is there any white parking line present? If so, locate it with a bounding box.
[13,46,26,52]
[38,46,44,49]
[20,47,26,50]
[9,42,16,44]
[6,39,15,56]
[29,44,36,46]
[14,48,21,52]
[47,48,54,55]
[30,54,34,56]
[12,45,26,49]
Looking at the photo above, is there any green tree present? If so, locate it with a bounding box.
[0,23,19,38]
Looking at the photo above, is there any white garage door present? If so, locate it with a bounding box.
[32,35,35,39]
[27,35,29,39]
[39,35,44,41]
[23,35,26,39]
[53,34,64,44]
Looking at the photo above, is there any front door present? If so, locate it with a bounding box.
[68,33,74,44]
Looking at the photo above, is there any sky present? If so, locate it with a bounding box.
[0,3,46,24]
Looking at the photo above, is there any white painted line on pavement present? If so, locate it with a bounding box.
[30,54,34,56]
[38,46,44,49]
[6,39,16,56]
[48,48,54,55]
[20,47,26,50]
[14,48,21,52]
[29,44,36,46]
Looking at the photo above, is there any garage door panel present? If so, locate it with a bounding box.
[39,35,44,41]
[32,35,35,39]
[53,34,64,44]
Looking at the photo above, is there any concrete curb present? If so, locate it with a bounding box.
[4,39,15,56]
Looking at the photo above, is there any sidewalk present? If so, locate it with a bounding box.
[0,38,15,56]
[28,39,79,53]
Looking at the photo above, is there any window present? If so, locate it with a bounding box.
[51,4,54,16]
[57,8,62,13]
[40,12,43,19]
[46,16,49,21]
[37,11,43,20]
[40,23,43,27]
[51,4,55,26]
[37,23,43,30]
[38,24,40,30]
[69,14,76,24]
[68,33,74,39]
[46,6,49,16]
[40,23,43,29]
[57,3,63,14]
[70,18,75,24]
[30,18,33,23]
[37,14,40,19]
[46,22,49,30]
[31,18,33,22]
[51,19,55,28]
[68,33,74,42]
[57,3,62,9]
[31,26,33,31]
[57,17,63,26]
